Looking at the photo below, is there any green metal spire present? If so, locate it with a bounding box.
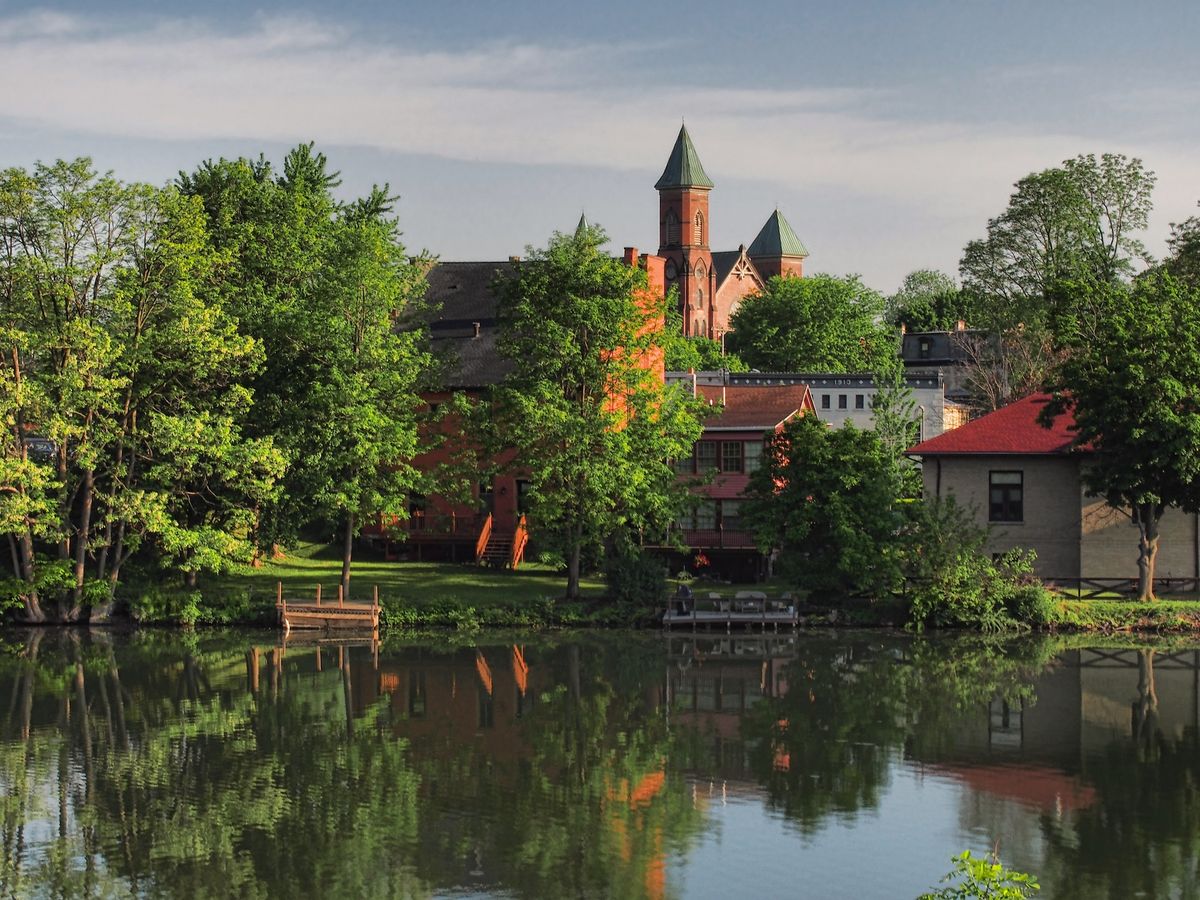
[748,209,809,258]
[575,211,589,237]
[654,124,714,190]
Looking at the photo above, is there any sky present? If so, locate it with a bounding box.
[1,0,1197,293]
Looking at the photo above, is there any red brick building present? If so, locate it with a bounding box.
[656,125,809,339]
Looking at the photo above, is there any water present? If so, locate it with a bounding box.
[0,629,1197,899]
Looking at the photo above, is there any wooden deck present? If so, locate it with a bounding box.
[662,595,798,631]
[275,582,381,633]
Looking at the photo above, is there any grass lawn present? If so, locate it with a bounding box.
[206,541,607,607]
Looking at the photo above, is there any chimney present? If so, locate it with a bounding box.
[956,319,966,331]
[623,247,639,268]
[472,321,481,338]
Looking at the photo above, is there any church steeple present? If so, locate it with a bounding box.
[748,209,808,279]
[656,125,714,338]
[574,211,590,238]
[655,125,714,190]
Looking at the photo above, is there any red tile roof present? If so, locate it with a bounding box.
[907,393,1079,456]
[697,384,813,430]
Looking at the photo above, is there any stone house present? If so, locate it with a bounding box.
[906,393,1200,583]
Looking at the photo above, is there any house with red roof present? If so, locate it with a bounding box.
[648,381,815,580]
[907,394,1200,582]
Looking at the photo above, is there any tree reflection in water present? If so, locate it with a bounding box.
[2,630,1200,898]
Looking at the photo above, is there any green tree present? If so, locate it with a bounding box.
[741,414,907,598]
[491,225,704,600]
[886,269,971,332]
[1042,272,1200,600]
[728,273,892,372]
[1164,202,1200,287]
[662,307,748,371]
[178,146,431,597]
[0,161,280,621]
[959,154,1155,409]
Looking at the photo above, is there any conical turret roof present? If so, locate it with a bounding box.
[654,125,714,190]
[748,209,809,258]
[575,211,589,237]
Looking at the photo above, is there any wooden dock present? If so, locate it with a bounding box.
[276,581,381,634]
[662,594,798,631]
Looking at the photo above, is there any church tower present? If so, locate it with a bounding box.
[747,209,809,279]
[656,125,716,338]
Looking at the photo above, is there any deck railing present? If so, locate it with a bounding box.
[647,523,757,550]
[474,513,494,563]
[511,514,529,570]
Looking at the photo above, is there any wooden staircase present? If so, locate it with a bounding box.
[474,513,529,569]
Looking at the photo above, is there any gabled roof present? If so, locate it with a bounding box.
[747,209,809,259]
[712,247,765,293]
[907,393,1078,456]
[697,384,813,431]
[422,261,516,388]
[654,125,714,190]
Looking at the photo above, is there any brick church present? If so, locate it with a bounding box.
[655,124,809,339]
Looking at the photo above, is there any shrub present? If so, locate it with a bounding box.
[918,850,1039,899]
[604,539,666,604]
[903,497,1045,631]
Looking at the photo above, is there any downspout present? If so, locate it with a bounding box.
[935,458,942,498]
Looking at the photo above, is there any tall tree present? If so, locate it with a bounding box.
[1042,272,1200,600]
[0,161,279,621]
[491,226,704,600]
[727,274,892,373]
[178,147,431,597]
[741,414,908,599]
[884,269,970,332]
[1164,202,1200,287]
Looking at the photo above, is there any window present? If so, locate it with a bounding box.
[722,441,743,473]
[855,394,865,409]
[673,450,694,475]
[694,317,706,338]
[919,337,931,359]
[838,394,848,409]
[694,211,704,244]
[696,441,718,472]
[478,481,494,513]
[664,209,679,245]
[821,394,831,410]
[696,287,704,309]
[744,440,764,474]
[695,500,716,530]
[720,499,741,530]
[516,479,532,514]
[989,471,1023,522]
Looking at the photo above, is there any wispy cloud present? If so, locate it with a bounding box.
[1,10,1196,278]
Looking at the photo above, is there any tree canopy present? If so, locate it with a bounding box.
[727,274,892,373]
[1043,272,1200,600]
[885,269,971,332]
[491,226,704,599]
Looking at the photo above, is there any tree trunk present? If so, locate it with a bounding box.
[1135,503,1162,601]
[16,531,44,623]
[566,539,582,601]
[341,512,355,600]
[72,467,95,609]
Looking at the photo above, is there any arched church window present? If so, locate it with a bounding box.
[696,287,704,309]
[694,317,706,338]
[694,211,704,244]
[664,210,679,246]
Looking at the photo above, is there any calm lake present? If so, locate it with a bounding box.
[0,628,1196,899]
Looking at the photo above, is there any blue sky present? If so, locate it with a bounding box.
[1,0,1197,292]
